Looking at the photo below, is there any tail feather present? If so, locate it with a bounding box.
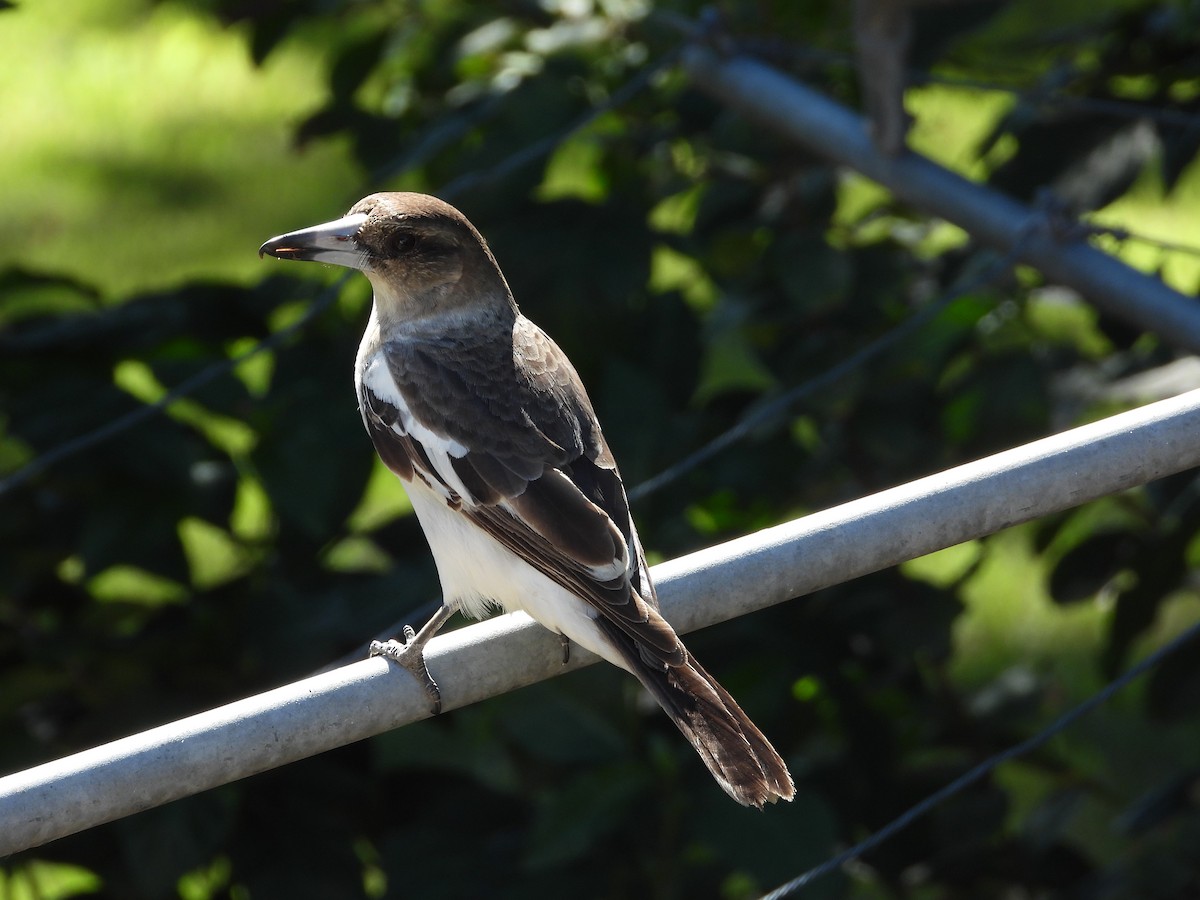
[596,616,795,808]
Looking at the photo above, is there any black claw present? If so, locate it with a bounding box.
[559,633,571,665]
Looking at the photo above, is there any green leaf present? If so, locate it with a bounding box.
[693,328,776,405]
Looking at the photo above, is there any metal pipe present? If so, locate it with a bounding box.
[4,388,1200,856]
[681,46,1200,353]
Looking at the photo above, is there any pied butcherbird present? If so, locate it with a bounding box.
[259,193,794,807]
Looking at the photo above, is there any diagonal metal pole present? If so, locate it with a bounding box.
[680,45,1200,353]
[4,388,1200,856]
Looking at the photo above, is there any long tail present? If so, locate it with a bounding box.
[596,616,795,808]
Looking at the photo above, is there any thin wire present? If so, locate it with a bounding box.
[910,71,1200,131]
[0,273,351,498]
[1084,223,1200,259]
[760,617,1200,900]
[627,247,1023,503]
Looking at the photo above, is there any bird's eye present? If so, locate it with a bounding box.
[388,230,418,255]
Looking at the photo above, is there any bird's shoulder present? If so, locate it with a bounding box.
[364,314,609,466]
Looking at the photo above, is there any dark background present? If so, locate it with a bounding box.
[4,0,1200,897]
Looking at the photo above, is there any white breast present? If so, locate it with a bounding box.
[403,475,626,671]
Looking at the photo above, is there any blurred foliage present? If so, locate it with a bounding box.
[3,0,1200,897]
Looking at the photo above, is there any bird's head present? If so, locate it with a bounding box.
[259,192,514,327]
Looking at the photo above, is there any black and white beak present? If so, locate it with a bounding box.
[258,212,369,269]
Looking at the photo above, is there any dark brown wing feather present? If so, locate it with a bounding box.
[360,315,793,806]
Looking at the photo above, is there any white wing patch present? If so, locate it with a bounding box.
[360,351,479,505]
[361,336,630,585]
[361,354,468,457]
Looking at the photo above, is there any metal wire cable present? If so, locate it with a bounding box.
[760,617,1200,899]
[628,233,1037,504]
[0,274,349,497]
[627,287,955,503]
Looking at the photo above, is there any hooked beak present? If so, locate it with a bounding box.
[258,212,370,269]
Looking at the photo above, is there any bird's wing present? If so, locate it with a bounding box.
[361,316,794,807]
[357,316,677,665]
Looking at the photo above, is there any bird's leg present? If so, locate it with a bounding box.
[559,632,571,665]
[370,605,454,714]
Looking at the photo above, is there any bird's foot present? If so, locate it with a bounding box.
[371,629,442,714]
[370,605,454,715]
